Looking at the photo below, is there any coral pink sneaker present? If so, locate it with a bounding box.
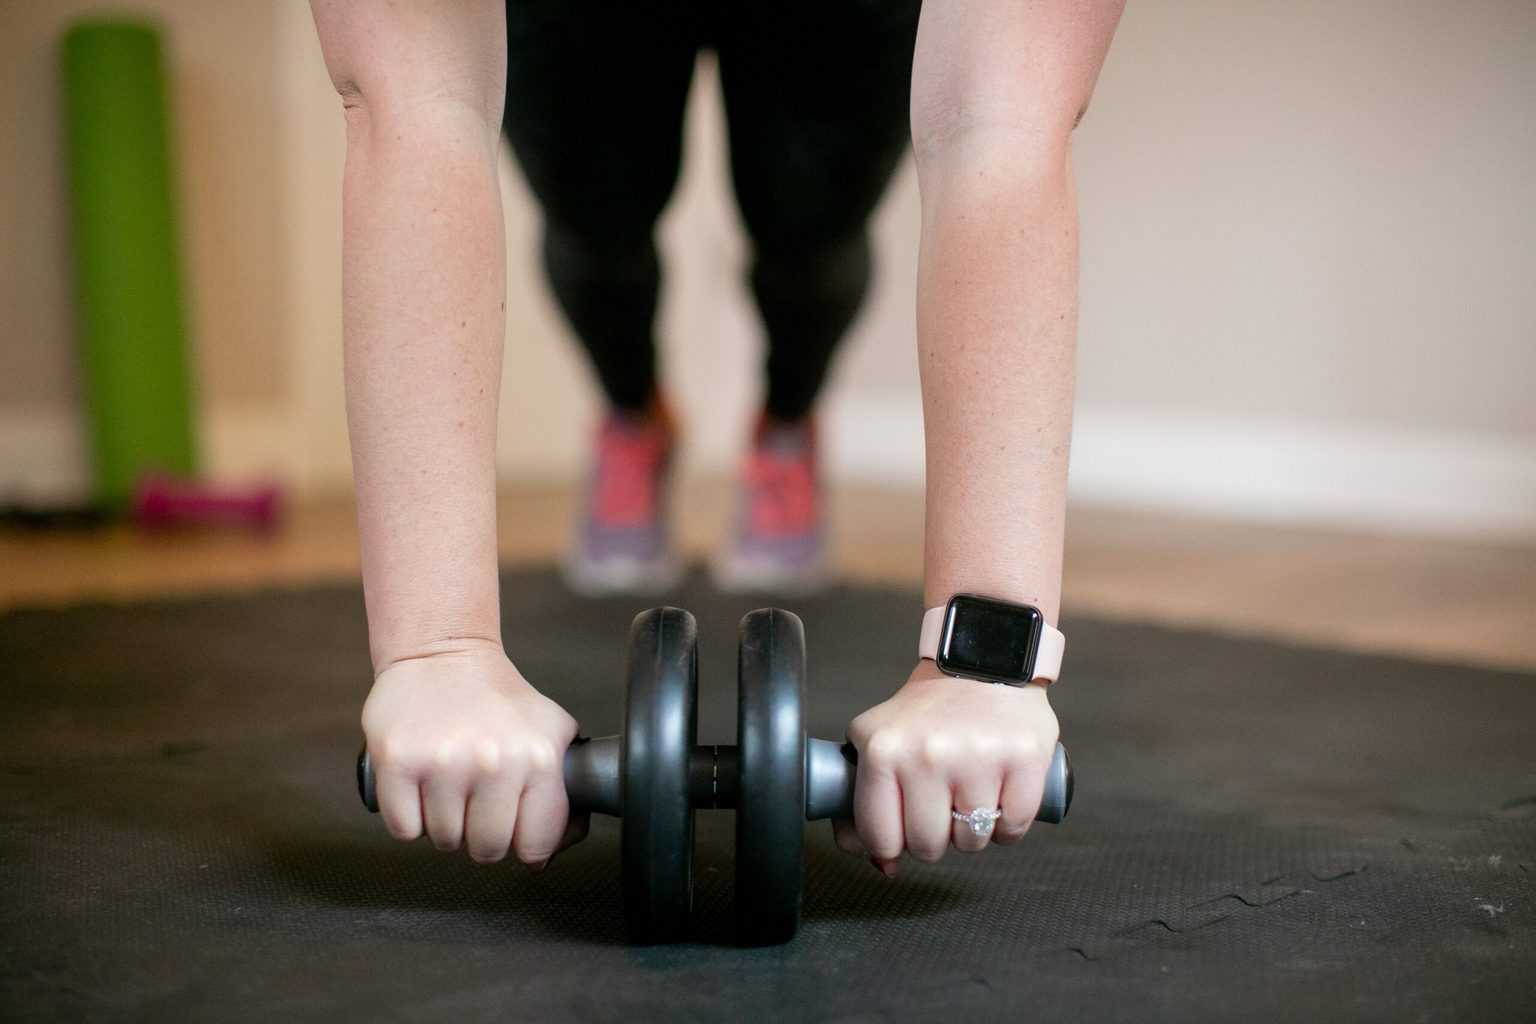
[713,414,827,594]
[563,403,681,595]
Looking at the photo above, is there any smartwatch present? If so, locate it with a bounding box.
[918,593,1066,687]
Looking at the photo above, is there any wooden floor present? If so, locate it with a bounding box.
[2,482,1532,671]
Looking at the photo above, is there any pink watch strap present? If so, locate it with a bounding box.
[918,604,1066,684]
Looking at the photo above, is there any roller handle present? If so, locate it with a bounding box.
[358,738,1072,824]
[356,738,618,818]
[803,739,1072,824]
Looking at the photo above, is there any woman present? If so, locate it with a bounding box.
[310,0,1122,880]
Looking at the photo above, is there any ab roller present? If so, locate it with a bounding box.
[356,607,1074,945]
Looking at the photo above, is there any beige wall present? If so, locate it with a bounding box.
[1,0,305,497]
[1,1,288,407]
[2,1,1532,536]
[1077,0,1535,435]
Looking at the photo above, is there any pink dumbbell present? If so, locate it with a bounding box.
[132,474,284,532]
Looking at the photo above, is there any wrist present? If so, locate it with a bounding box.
[372,632,505,678]
[905,662,1053,709]
[910,658,1049,690]
[918,593,1065,687]
[922,579,1061,629]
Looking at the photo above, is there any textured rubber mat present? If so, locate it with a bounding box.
[2,569,1532,1021]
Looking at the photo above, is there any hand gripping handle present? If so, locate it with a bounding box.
[358,739,1073,823]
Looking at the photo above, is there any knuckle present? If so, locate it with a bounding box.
[846,710,876,744]
[471,738,502,775]
[919,732,955,768]
[521,741,560,777]
[369,734,395,765]
[431,741,460,771]
[1008,732,1043,766]
[863,731,906,769]
[371,735,418,775]
[910,845,944,865]
[968,732,1003,761]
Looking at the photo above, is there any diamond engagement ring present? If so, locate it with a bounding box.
[952,807,1003,837]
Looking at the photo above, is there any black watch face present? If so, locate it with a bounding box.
[937,595,1044,684]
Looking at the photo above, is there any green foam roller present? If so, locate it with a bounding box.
[61,19,197,506]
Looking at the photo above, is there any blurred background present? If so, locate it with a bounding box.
[1,0,1532,668]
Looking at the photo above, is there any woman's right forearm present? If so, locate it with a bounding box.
[315,1,510,674]
[343,105,506,673]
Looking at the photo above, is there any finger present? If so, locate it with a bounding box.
[853,759,903,875]
[950,774,1004,853]
[993,764,1047,846]
[832,818,866,857]
[900,769,953,864]
[510,762,570,867]
[421,775,469,852]
[464,771,522,864]
[375,763,424,841]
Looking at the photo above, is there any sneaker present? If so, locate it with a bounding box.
[563,403,681,596]
[713,414,827,594]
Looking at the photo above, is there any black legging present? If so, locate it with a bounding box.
[503,1,921,421]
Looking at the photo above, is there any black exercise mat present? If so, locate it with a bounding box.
[2,568,1532,1022]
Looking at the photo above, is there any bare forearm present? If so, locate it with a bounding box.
[341,105,506,672]
[911,0,1120,626]
[311,1,509,673]
[915,147,1077,624]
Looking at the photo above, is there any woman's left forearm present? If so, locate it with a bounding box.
[915,142,1079,625]
[910,0,1122,626]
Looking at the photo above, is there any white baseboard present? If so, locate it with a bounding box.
[0,406,91,503]
[826,395,1536,540]
[1068,409,1536,539]
[8,398,1534,540]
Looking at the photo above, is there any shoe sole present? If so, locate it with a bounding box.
[562,552,683,597]
[710,549,828,596]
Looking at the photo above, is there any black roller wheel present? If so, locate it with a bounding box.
[735,608,807,946]
[621,606,699,944]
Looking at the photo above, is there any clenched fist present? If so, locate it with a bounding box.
[361,640,587,868]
